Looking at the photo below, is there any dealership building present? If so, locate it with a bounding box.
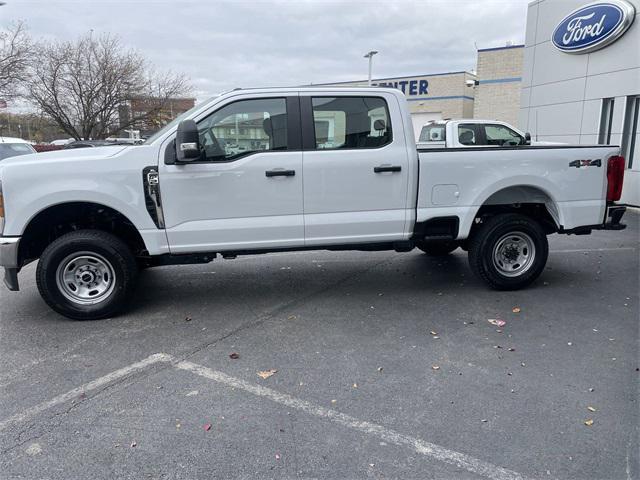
[320,45,524,139]
[519,0,639,205]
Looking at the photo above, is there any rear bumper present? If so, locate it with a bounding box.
[0,236,20,291]
[559,205,626,235]
[601,205,626,230]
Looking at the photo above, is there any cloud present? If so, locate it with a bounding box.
[2,0,528,101]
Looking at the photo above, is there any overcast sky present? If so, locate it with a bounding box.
[2,0,529,102]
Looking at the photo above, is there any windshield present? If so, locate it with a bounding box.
[419,124,446,142]
[0,143,36,160]
[143,98,214,145]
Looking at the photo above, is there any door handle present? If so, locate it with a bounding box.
[265,169,295,177]
[374,165,402,173]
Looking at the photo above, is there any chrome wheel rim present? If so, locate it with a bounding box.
[492,232,536,277]
[55,252,116,305]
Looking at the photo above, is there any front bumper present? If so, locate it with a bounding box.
[0,236,20,291]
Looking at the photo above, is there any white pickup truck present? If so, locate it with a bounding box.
[417,119,553,149]
[0,87,627,319]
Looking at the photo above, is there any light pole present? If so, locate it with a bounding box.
[364,51,378,86]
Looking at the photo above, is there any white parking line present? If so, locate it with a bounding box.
[0,353,527,480]
[175,359,527,480]
[0,353,171,432]
[550,247,636,253]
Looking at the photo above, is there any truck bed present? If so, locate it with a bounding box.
[416,144,619,239]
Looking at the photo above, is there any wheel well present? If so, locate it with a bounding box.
[18,202,148,266]
[471,186,560,236]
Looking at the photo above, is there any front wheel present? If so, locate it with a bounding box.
[36,230,138,320]
[468,213,548,290]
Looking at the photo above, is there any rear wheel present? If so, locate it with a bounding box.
[36,230,138,320]
[468,213,548,290]
[416,240,460,256]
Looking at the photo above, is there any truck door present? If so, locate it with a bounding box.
[159,95,304,253]
[300,94,410,246]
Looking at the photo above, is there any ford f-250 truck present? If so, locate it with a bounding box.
[0,87,627,319]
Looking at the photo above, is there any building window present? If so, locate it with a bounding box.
[598,98,615,145]
[621,96,639,169]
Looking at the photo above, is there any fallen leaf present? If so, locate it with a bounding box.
[25,443,42,456]
[432,365,440,371]
[584,419,594,426]
[229,352,240,359]
[204,423,212,431]
[488,319,506,327]
[587,406,596,412]
[512,307,521,313]
[257,369,277,379]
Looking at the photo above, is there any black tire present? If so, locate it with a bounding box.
[416,241,459,256]
[36,230,138,320]
[468,213,548,290]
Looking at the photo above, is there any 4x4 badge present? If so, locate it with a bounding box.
[569,159,602,168]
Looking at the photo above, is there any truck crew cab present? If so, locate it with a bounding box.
[0,87,627,319]
[416,119,561,149]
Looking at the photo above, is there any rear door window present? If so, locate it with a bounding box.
[310,97,392,150]
[457,124,478,146]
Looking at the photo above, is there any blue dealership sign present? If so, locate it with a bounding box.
[552,0,635,54]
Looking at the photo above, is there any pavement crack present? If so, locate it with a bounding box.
[176,257,393,365]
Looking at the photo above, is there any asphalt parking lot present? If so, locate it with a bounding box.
[0,211,638,480]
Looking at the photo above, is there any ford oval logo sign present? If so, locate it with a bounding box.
[552,0,636,54]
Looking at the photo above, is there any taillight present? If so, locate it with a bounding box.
[0,180,4,234]
[606,155,625,202]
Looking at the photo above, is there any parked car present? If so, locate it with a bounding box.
[0,87,627,319]
[0,137,37,162]
[49,139,74,146]
[417,119,562,149]
[63,140,117,149]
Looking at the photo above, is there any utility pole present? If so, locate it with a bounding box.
[364,51,378,86]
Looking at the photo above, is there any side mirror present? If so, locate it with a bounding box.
[524,132,531,145]
[176,120,200,162]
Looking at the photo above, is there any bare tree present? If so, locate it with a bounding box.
[0,21,32,102]
[27,32,190,140]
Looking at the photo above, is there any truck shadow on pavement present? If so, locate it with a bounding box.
[125,251,560,318]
